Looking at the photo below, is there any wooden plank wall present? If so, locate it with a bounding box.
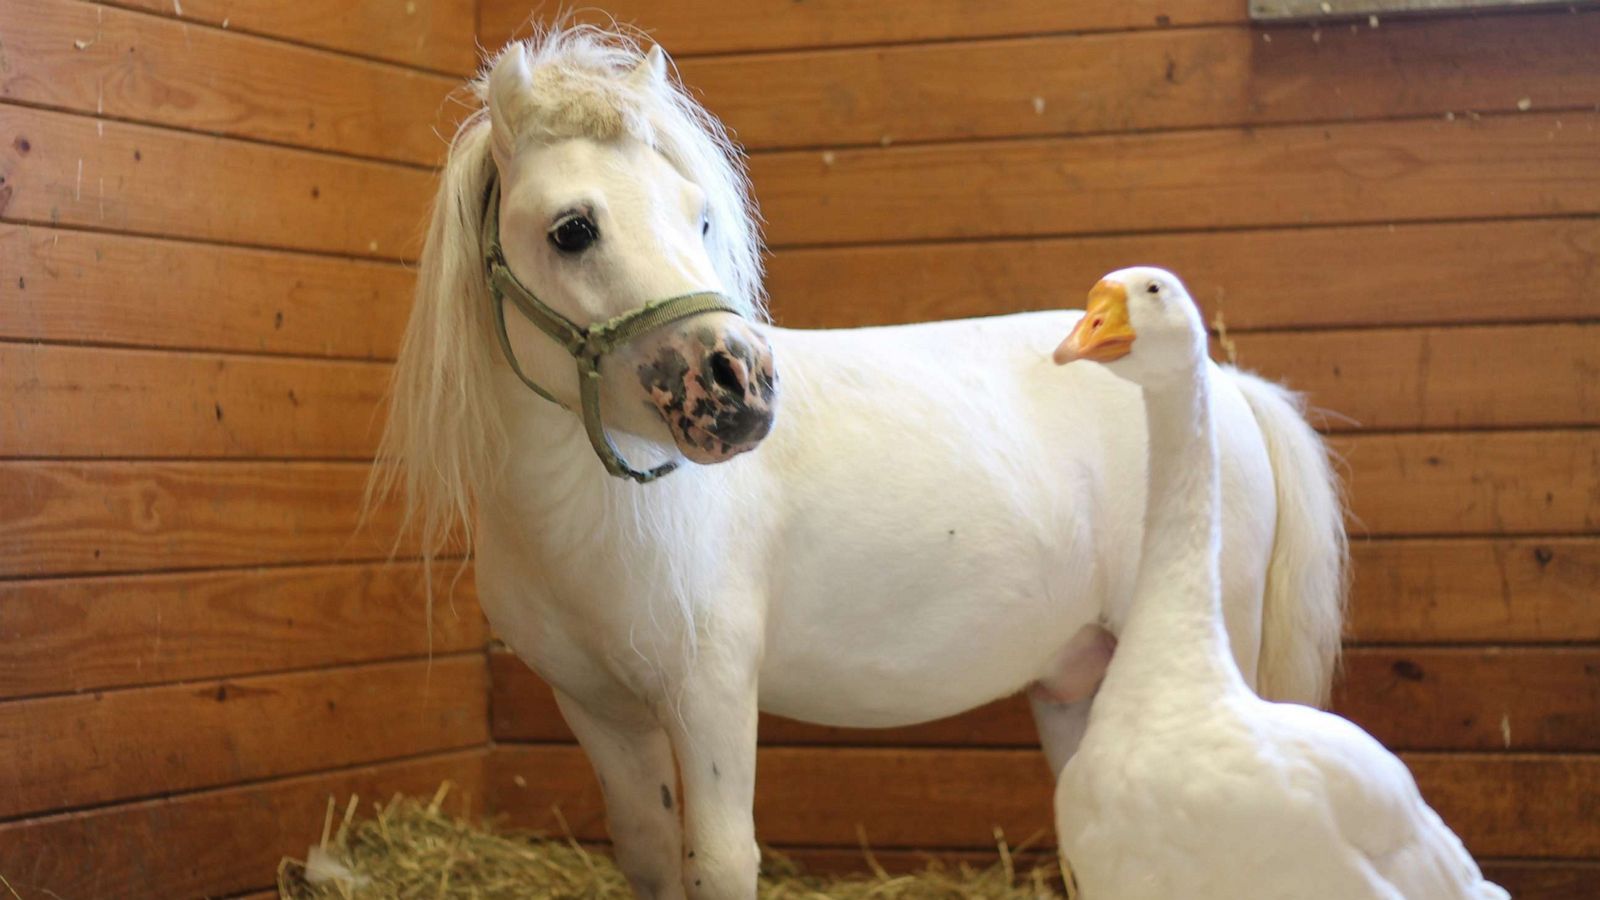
[482,3,1600,898]
[0,2,487,897]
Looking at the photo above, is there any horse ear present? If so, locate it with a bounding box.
[628,45,669,91]
[487,44,536,166]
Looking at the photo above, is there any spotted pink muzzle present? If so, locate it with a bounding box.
[635,315,778,465]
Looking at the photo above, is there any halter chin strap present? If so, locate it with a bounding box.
[481,180,743,483]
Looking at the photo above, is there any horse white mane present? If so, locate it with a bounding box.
[370,24,765,570]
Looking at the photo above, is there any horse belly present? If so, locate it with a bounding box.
[757,515,1103,728]
[749,332,1143,728]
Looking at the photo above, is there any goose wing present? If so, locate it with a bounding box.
[1264,702,1508,900]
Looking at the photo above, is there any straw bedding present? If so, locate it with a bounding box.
[277,784,1071,899]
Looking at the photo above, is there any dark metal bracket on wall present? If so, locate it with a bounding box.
[1251,0,1597,20]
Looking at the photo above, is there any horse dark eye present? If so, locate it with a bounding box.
[549,216,599,253]
[702,216,711,237]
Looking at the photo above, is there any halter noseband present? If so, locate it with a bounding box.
[481,179,743,483]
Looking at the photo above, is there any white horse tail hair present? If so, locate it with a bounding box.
[367,110,500,571]
[1229,368,1349,707]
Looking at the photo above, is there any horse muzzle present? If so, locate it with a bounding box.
[636,315,778,465]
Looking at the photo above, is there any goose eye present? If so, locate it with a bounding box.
[1146,282,1161,295]
[549,216,599,254]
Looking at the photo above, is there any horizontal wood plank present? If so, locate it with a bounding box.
[683,12,1600,150]
[749,113,1600,247]
[1334,648,1600,752]
[491,745,1600,857]
[493,645,1600,751]
[0,748,486,900]
[0,224,412,358]
[1480,861,1600,900]
[0,655,487,819]
[6,325,1583,463]
[0,0,459,165]
[0,561,482,698]
[10,434,1575,580]
[139,841,1600,900]
[1408,754,1600,859]
[766,217,1600,331]
[776,848,1600,900]
[105,0,478,74]
[478,0,1243,56]
[0,343,389,458]
[1349,538,1600,643]
[0,104,432,259]
[1337,430,1600,537]
[0,461,405,577]
[1227,324,1600,431]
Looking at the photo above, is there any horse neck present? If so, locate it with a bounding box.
[486,367,738,555]
[489,372,606,509]
[1097,363,1247,709]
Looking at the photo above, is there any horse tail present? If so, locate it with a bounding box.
[1229,369,1349,707]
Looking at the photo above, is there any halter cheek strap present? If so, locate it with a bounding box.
[481,180,743,484]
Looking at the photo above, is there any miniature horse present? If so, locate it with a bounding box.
[377,28,1346,900]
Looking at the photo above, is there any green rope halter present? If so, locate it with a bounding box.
[481,180,743,483]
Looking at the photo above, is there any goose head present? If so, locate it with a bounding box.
[1052,266,1207,385]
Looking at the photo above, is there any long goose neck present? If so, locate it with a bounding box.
[1101,359,1245,702]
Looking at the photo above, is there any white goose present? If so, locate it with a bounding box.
[1050,268,1508,900]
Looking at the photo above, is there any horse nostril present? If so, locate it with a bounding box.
[708,351,745,395]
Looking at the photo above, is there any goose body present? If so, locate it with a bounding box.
[1052,269,1507,900]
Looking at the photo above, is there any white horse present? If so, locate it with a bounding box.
[377,28,1347,900]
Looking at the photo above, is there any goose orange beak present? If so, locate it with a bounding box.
[1054,280,1135,365]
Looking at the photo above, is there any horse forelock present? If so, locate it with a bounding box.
[483,43,648,144]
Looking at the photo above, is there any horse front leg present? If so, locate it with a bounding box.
[665,652,761,900]
[552,689,687,900]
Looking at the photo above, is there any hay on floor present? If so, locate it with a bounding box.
[277,783,1069,899]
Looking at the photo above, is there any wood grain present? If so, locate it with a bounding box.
[492,645,1600,751]
[749,112,1600,247]
[0,104,433,259]
[478,0,1243,56]
[1407,754,1600,858]
[1335,648,1600,752]
[0,224,412,358]
[1337,430,1600,537]
[0,343,389,458]
[1480,862,1600,900]
[1226,324,1600,431]
[0,0,460,165]
[1348,538,1600,643]
[0,654,487,819]
[681,12,1600,150]
[7,435,1574,580]
[0,461,406,577]
[491,744,1600,857]
[105,0,478,74]
[765,217,1600,331]
[0,561,482,698]
[0,748,486,900]
[776,848,1600,900]
[6,325,1583,463]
